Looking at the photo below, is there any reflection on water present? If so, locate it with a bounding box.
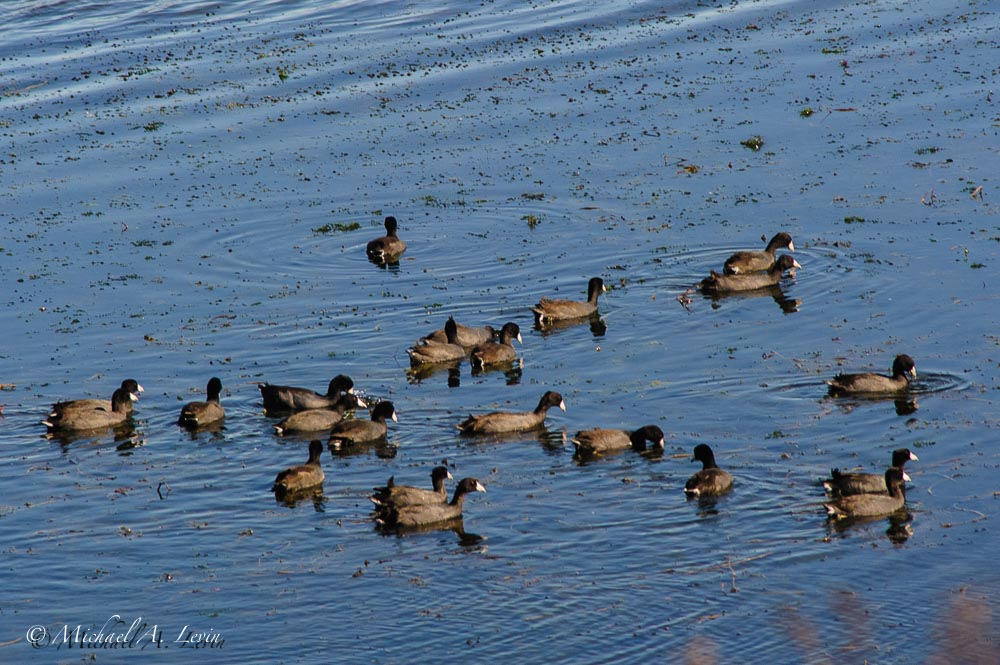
[825,394,920,416]
[700,284,802,314]
[825,511,914,546]
[274,487,326,511]
[534,313,608,337]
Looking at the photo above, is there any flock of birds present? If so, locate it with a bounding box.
[40,219,923,532]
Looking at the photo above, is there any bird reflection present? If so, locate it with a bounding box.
[368,255,402,272]
[686,492,729,516]
[825,394,919,416]
[460,426,564,455]
[48,422,139,451]
[702,284,801,314]
[181,419,226,439]
[825,510,914,544]
[273,486,326,511]
[328,438,398,460]
[376,517,485,547]
[534,313,607,337]
[406,360,462,387]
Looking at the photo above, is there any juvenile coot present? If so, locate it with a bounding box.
[422,321,496,348]
[259,375,356,414]
[824,448,918,496]
[571,425,665,455]
[826,354,917,395]
[272,440,325,498]
[532,277,605,323]
[723,232,795,275]
[50,379,144,417]
[699,254,800,294]
[684,444,734,497]
[273,393,366,435]
[178,377,225,429]
[328,401,397,448]
[824,468,907,519]
[470,322,522,370]
[408,317,467,364]
[43,386,134,433]
[376,477,486,528]
[371,466,453,508]
[457,391,565,435]
[366,216,407,263]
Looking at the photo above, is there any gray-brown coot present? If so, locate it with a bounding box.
[273,393,366,435]
[722,232,795,275]
[684,444,734,497]
[43,386,135,433]
[699,254,800,294]
[532,277,605,323]
[571,425,665,455]
[457,391,566,435]
[408,317,467,364]
[422,320,496,348]
[259,374,356,414]
[824,467,906,519]
[178,377,225,429]
[366,215,407,263]
[50,379,143,417]
[328,400,398,449]
[272,440,325,499]
[470,322,522,370]
[824,448,918,496]
[371,466,453,508]
[826,354,917,395]
[375,477,486,529]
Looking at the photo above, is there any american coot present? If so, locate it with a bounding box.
[408,317,467,364]
[366,216,407,263]
[457,391,566,435]
[50,379,144,417]
[273,393,366,435]
[470,322,522,370]
[178,377,225,429]
[826,354,917,395]
[723,232,795,275]
[272,440,325,499]
[328,401,398,449]
[370,466,453,508]
[824,468,907,519]
[259,375,356,414]
[824,448,918,496]
[684,444,734,497]
[375,477,486,529]
[43,386,135,433]
[571,425,665,455]
[422,321,496,348]
[699,255,800,294]
[532,277,605,323]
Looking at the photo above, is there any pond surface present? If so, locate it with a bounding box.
[2,0,999,662]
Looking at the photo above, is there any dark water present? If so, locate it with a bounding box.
[2,0,998,661]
